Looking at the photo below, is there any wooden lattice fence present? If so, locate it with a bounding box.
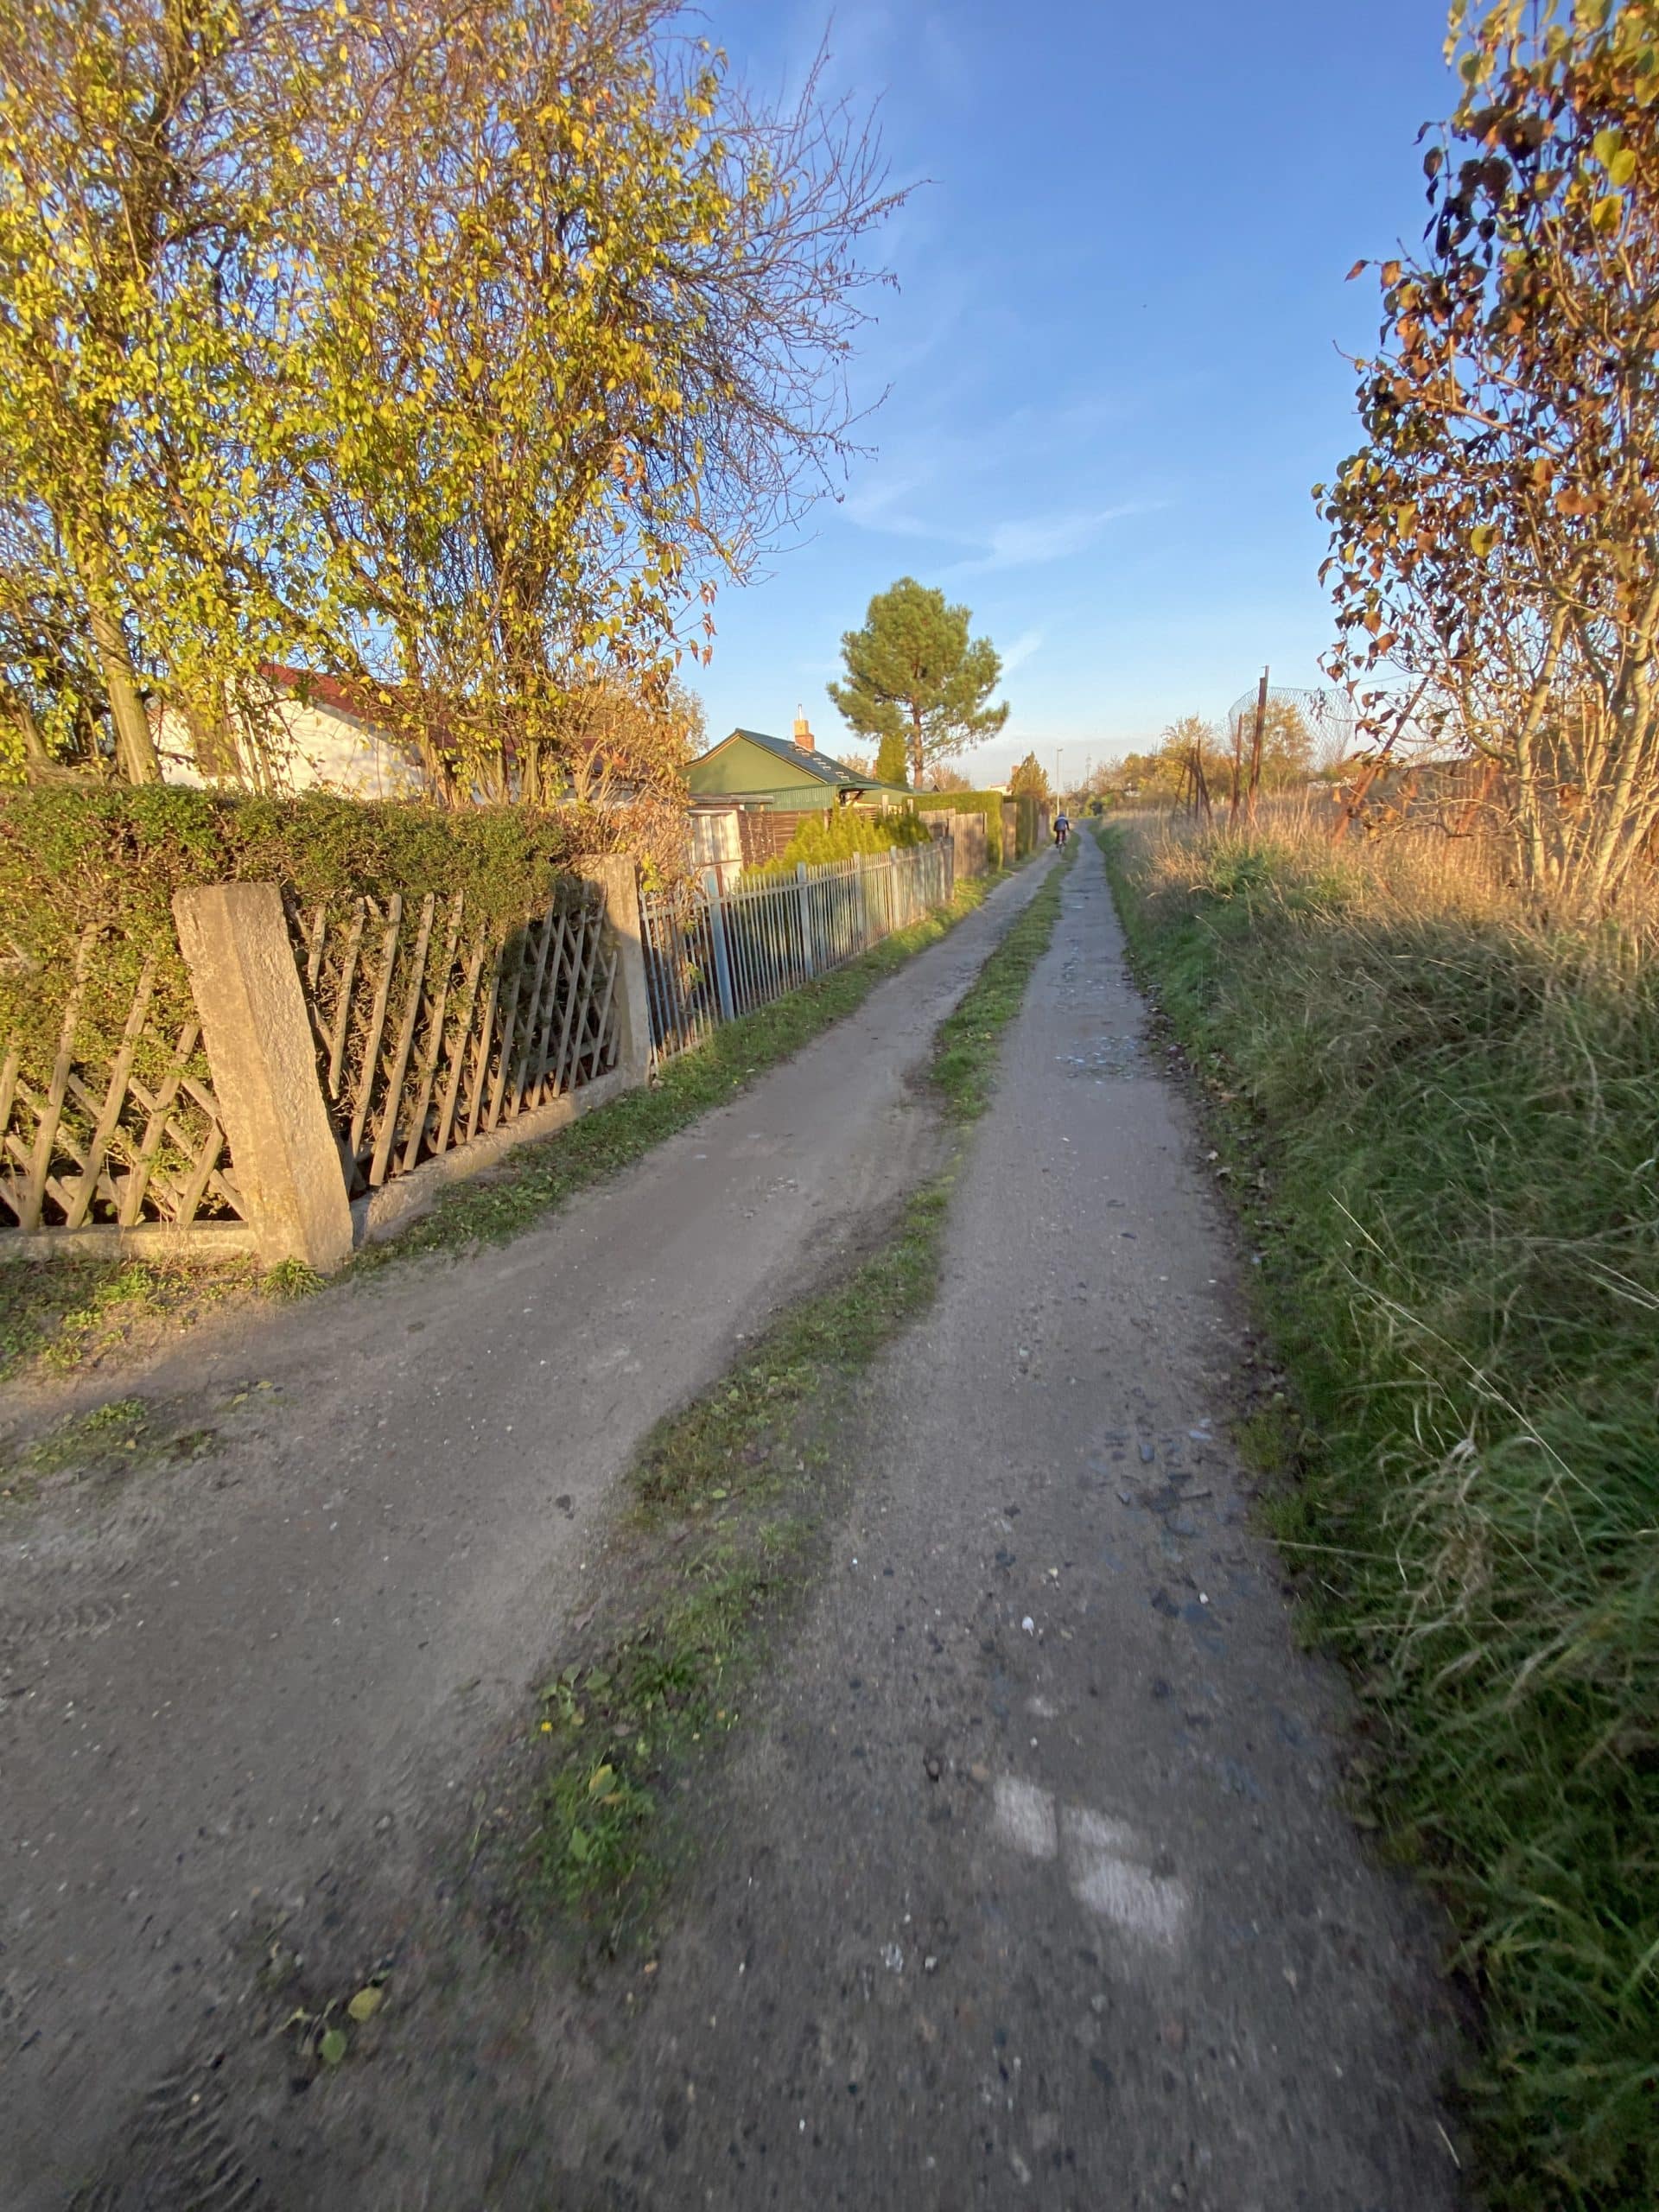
[290,877,620,1199]
[0,930,245,1236]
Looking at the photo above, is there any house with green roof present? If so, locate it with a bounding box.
[687,715,909,811]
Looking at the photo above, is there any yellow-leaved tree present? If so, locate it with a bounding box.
[0,0,900,796]
[0,0,340,783]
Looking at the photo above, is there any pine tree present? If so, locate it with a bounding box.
[828,577,1007,788]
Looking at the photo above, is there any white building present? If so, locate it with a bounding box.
[156,664,423,798]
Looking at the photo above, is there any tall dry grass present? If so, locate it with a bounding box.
[1104,813,1658,2211]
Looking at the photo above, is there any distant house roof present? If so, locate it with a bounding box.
[692,726,909,794]
[259,661,401,734]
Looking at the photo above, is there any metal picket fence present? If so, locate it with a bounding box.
[639,839,955,1065]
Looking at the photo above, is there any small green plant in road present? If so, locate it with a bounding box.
[1,1394,151,1505]
[1100,817,1659,2212]
[24,1394,150,1472]
[522,854,1069,1939]
[0,1255,258,1389]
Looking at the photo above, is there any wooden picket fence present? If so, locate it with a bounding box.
[291,877,620,1199]
[0,931,245,1237]
[1,871,624,1252]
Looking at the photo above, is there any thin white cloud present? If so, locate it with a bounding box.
[940,501,1160,577]
[1000,627,1045,676]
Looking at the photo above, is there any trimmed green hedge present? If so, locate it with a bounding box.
[912,790,1007,867]
[0,787,592,1071]
[759,806,931,874]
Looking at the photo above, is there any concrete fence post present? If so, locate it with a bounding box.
[581,855,652,1088]
[172,881,354,1273]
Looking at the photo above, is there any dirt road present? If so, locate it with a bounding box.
[0,863,1052,2206]
[3,836,1457,2209]
[554,830,1459,2208]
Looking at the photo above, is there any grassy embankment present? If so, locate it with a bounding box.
[514,849,1071,1947]
[1100,817,1656,2212]
[0,862,1023,1392]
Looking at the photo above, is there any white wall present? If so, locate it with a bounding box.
[157,696,424,798]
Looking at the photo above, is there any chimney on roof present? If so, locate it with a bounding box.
[792,706,814,751]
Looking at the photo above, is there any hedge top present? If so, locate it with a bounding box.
[0,786,595,1068]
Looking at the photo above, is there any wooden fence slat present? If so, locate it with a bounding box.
[569,893,616,1079]
[525,904,573,1103]
[546,902,593,1098]
[507,899,561,1119]
[586,944,620,1077]
[552,898,604,1097]
[433,928,489,1157]
[400,892,467,1173]
[463,944,505,1144]
[325,901,367,1100]
[170,1113,228,1228]
[118,1021,198,1225]
[369,893,435,1187]
[347,896,404,1164]
[63,957,157,1230]
[304,902,328,1011]
[485,914,542,1133]
[20,930,94,1232]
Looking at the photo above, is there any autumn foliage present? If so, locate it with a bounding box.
[1320,0,1659,904]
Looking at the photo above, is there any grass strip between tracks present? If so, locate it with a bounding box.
[510,846,1072,1950]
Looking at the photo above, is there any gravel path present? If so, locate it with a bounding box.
[562,831,1459,2209]
[0,861,1052,2207]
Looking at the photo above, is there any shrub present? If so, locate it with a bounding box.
[758,804,931,873]
[912,789,1006,867]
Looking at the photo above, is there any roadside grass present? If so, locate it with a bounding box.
[0,1388,224,1508]
[1098,817,1658,2212]
[0,867,1018,1395]
[0,1255,264,1392]
[517,849,1071,1946]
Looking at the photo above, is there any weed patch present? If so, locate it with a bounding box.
[0,1255,259,1389]
[1,1393,149,1504]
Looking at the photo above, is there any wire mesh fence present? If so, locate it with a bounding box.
[639,839,955,1065]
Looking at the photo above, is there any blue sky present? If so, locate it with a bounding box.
[686,0,1458,786]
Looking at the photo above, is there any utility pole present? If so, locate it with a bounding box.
[1053,746,1062,798]
[1246,666,1269,825]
